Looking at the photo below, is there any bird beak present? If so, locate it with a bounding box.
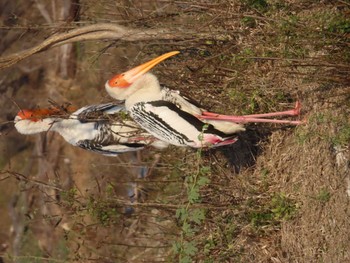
[108,51,180,88]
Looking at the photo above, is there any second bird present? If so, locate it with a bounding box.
[14,102,168,156]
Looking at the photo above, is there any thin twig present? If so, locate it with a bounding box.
[2,170,63,191]
[101,242,171,249]
[107,198,232,210]
[35,0,53,24]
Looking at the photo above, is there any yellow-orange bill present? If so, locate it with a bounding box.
[122,51,180,83]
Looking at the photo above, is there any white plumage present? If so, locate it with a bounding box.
[14,102,168,156]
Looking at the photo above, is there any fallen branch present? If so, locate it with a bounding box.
[0,23,211,70]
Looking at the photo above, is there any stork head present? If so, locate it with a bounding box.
[14,107,72,134]
[105,51,180,100]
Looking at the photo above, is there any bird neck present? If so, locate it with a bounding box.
[125,73,163,108]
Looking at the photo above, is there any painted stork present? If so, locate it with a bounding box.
[104,51,303,148]
[14,102,168,156]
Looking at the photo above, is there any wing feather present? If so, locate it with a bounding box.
[74,102,126,122]
[130,100,232,147]
[77,139,144,156]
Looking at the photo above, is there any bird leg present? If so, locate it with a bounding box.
[199,115,304,125]
[239,101,301,118]
[198,101,304,125]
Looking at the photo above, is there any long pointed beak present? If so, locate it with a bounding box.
[108,51,180,88]
[124,51,180,82]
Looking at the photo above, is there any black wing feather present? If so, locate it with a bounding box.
[77,139,144,156]
[76,102,126,123]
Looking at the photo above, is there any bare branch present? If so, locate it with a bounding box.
[3,170,63,191]
[0,23,211,70]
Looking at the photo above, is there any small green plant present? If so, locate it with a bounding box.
[261,168,270,190]
[250,193,297,228]
[105,183,114,196]
[270,193,297,221]
[279,15,300,36]
[61,188,78,207]
[87,196,119,226]
[241,0,269,12]
[203,235,216,256]
[327,16,350,34]
[173,163,210,262]
[241,16,256,28]
[172,127,211,262]
[332,123,350,146]
[250,211,274,227]
[315,188,331,203]
[172,240,198,263]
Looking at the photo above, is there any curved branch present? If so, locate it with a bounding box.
[0,23,206,70]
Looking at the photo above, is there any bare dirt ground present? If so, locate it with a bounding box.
[0,1,349,262]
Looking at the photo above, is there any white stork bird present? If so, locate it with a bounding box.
[14,102,168,156]
[104,51,303,148]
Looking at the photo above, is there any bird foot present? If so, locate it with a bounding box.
[292,101,302,116]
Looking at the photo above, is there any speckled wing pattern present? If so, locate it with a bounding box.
[74,102,148,155]
[75,102,126,123]
[76,139,145,156]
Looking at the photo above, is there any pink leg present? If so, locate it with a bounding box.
[199,115,304,125]
[202,101,301,118]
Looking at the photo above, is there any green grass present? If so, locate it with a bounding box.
[241,0,269,12]
[315,188,331,203]
[295,112,350,146]
[172,150,211,262]
[87,196,120,226]
[61,188,78,207]
[326,14,350,34]
[332,123,350,146]
[249,193,297,229]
